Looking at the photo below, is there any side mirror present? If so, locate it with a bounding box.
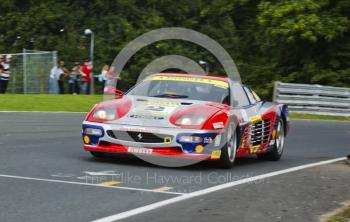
[115,89,124,99]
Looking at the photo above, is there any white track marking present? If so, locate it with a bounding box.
[0,174,184,195]
[93,157,347,222]
[152,187,173,192]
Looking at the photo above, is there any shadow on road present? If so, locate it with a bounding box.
[81,153,269,171]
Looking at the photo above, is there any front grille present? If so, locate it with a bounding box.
[107,130,173,144]
[250,118,271,146]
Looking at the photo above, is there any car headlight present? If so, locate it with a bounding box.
[92,108,115,120]
[84,128,103,136]
[175,114,206,126]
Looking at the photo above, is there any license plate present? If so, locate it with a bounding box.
[127,147,153,155]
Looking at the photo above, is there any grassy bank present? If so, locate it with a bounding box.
[289,113,350,122]
[327,203,350,222]
[0,94,102,112]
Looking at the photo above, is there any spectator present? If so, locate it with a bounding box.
[80,58,93,94]
[0,55,11,94]
[69,62,80,94]
[0,58,4,93]
[50,59,65,94]
[99,64,109,91]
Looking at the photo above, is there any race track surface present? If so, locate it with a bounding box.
[0,112,349,222]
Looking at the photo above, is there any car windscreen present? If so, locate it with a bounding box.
[128,77,230,104]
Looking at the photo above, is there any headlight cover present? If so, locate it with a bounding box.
[175,114,206,126]
[92,107,116,120]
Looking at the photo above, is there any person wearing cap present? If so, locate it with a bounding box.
[0,55,12,94]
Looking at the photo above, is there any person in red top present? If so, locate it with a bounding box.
[80,58,93,94]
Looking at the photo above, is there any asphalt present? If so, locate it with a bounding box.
[124,161,350,222]
[0,112,349,222]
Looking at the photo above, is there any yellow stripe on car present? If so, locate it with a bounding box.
[148,75,229,88]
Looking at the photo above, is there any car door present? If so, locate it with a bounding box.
[242,85,274,151]
[230,83,268,153]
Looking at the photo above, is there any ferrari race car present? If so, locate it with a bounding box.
[82,73,289,168]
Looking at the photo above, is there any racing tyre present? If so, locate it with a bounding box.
[257,119,285,161]
[219,124,238,169]
[90,151,106,158]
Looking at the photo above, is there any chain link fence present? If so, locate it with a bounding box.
[3,49,57,94]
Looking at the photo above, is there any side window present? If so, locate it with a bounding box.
[251,90,261,102]
[243,86,257,104]
[231,83,250,107]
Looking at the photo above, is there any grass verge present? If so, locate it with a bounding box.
[0,94,102,112]
[289,113,350,122]
[327,204,350,222]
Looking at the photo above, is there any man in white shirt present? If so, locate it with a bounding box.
[49,60,65,94]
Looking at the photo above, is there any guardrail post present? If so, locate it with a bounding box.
[273,81,280,102]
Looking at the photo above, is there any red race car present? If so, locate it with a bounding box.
[82,73,289,168]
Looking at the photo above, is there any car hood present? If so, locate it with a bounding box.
[99,95,227,128]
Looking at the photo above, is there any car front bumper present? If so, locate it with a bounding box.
[82,121,226,160]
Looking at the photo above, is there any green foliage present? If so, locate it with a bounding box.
[0,0,349,99]
[258,0,349,43]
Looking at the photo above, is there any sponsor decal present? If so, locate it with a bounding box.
[249,145,260,154]
[128,114,164,120]
[211,150,221,159]
[212,122,225,129]
[127,147,153,155]
[120,127,159,133]
[203,137,213,144]
[143,101,178,107]
[148,75,229,89]
[145,106,166,112]
[131,101,178,116]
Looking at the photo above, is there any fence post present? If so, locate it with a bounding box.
[23,48,27,94]
[53,51,57,67]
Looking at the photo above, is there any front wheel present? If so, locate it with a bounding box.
[219,124,238,169]
[257,118,285,161]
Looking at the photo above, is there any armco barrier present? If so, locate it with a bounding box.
[273,82,350,116]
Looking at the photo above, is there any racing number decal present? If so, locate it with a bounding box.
[249,145,260,154]
[211,150,221,159]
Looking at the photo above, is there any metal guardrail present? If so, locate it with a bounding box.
[273,82,350,116]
